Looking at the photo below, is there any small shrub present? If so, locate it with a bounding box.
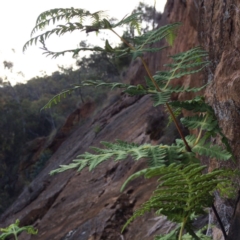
[24,6,236,239]
[0,219,37,240]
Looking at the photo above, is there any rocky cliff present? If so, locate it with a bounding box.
[1,0,240,239]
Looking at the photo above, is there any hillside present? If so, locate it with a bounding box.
[1,0,240,239]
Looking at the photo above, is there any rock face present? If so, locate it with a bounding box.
[1,0,240,239]
[198,1,240,239]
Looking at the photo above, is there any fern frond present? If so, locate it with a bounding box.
[105,45,167,59]
[34,8,107,33]
[154,228,179,240]
[50,139,198,175]
[41,79,152,110]
[155,225,212,239]
[134,22,181,47]
[90,10,108,26]
[45,46,106,58]
[174,134,231,161]
[112,13,141,28]
[122,163,225,232]
[131,46,167,60]
[162,47,209,88]
[217,169,240,198]
[24,23,84,52]
[153,71,171,86]
[149,82,207,107]
[165,83,208,93]
[218,130,235,161]
[166,106,182,127]
[182,231,212,240]
[165,25,178,46]
[41,85,82,110]
[175,135,198,148]
[50,141,168,175]
[192,139,232,161]
[121,146,198,192]
[82,80,128,89]
[32,8,90,35]
[41,80,147,110]
[169,96,213,113]
[151,92,172,106]
[150,84,209,107]
[24,8,111,53]
[147,146,168,167]
[82,80,148,95]
[120,168,150,192]
[180,114,218,131]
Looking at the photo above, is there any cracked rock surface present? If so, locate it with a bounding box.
[1,0,240,239]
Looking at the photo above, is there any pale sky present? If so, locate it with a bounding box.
[0,0,167,85]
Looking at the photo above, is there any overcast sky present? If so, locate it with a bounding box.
[0,0,167,85]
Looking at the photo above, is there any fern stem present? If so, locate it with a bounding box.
[110,28,192,152]
[194,114,208,146]
[110,29,135,50]
[141,56,191,151]
[165,103,191,152]
[13,227,18,240]
[178,218,187,240]
[140,58,191,151]
[140,57,163,90]
[163,65,181,90]
[211,203,227,239]
[141,57,191,151]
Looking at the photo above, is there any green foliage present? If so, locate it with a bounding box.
[50,140,166,174]
[0,219,37,240]
[52,137,220,175]
[121,164,224,235]
[41,47,209,108]
[134,22,180,47]
[41,85,82,109]
[155,227,212,240]
[23,8,178,60]
[24,6,235,240]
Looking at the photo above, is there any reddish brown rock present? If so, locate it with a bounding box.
[1,0,240,239]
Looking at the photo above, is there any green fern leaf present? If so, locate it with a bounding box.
[151,92,172,106]
[192,139,232,161]
[165,26,178,46]
[112,13,141,28]
[50,141,148,175]
[41,80,148,110]
[49,140,193,175]
[169,96,213,113]
[24,8,110,53]
[122,163,224,232]
[120,168,150,192]
[165,83,208,93]
[134,23,181,47]
[31,8,90,35]
[83,80,148,96]
[166,106,182,127]
[180,114,218,131]
[155,225,212,239]
[218,131,235,162]
[41,85,81,110]
[162,47,209,88]
[154,228,179,240]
